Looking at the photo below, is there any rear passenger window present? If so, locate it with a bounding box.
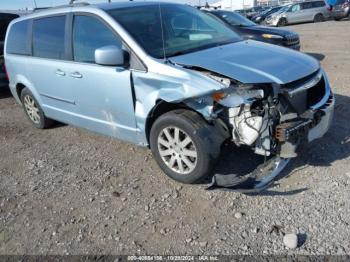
[313,1,326,7]
[302,2,313,9]
[6,20,31,55]
[73,15,122,63]
[33,16,66,59]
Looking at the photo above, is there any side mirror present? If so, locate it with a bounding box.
[95,45,128,66]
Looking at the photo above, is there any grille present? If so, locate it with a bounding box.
[281,71,326,114]
[284,34,300,46]
[307,77,326,107]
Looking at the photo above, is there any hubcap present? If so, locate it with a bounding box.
[24,95,41,124]
[157,126,198,175]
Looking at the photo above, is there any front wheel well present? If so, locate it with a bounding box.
[145,101,193,146]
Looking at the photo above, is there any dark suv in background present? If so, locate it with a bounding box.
[206,10,300,50]
[1,13,19,89]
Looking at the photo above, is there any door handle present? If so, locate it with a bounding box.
[55,69,66,76]
[70,72,82,79]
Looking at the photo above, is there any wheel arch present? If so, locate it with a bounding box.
[144,100,189,147]
[15,83,26,101]
[11,75,42,106]
[278,17,288,26]
[314,13,324,21]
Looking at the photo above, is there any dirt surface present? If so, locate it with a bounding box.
[0,20,349,255]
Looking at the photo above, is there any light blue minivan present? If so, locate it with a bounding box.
[4,2,334,190]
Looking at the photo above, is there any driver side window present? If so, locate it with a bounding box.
[291,4,301,12]
[73,15,122,63]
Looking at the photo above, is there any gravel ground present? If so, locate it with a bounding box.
[0,20,349,255]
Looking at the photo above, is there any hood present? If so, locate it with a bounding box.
[243,25,296,36]
[170,40,319,85]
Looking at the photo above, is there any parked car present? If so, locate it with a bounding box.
[265,1,330,26]
[235,9,248,17]
[5,2,334,190]
[1,12,19,88]
[206,10,300,50]
[245,6,266,20]
[332,0,350,20]
[251,6,283,24]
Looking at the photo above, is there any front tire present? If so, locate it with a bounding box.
[314,14,324,23]
[277,18,287,27]
[150,110,220,184]
[20,88,53,129]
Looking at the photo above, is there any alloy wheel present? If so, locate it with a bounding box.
[157,126,198,175]
[23,95,41,124]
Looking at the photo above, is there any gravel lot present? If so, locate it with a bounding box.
[0,20,349,255]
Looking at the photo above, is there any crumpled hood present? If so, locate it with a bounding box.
[170,40,319,85]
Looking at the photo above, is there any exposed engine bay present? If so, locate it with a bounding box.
[181,68,333,192]
[192,68,331,160]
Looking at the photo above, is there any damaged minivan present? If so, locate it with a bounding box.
[5,2,334,191]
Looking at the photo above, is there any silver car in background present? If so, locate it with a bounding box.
[266,1,331,26]
[333,0,350,20]
[5,2,334,191]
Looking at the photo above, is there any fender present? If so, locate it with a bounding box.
[11,74,43,108]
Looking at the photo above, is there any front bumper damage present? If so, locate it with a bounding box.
[203,70,335,193]
[206,95,334,193]
[207,157,290,193]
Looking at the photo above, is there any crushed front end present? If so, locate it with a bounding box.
[191,68,334,192]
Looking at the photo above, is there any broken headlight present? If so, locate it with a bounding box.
[212,87,264,108]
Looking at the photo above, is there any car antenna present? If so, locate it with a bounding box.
[158,2,167,63]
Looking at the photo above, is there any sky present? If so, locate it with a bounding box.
[0,0,215,10]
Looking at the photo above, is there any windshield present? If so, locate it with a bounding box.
[279,5,292,13]
[262,6,282,16]
[108,4,241,59]
[213,11,256,26]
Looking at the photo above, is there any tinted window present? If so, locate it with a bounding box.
[33,16,66,59]
[313,1,326,7]
[302,2,314,9]
[73,15,122,63]
[291,4,301,12]
[6,20,31,55]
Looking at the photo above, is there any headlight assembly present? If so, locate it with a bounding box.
[262,34,284,39]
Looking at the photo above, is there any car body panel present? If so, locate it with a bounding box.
[231,25,301,50]
[170,40,318,85]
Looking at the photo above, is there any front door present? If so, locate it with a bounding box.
[287,4,303,23]
[65,14,137,142]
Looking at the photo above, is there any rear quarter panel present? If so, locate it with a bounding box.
[5,54,42,105]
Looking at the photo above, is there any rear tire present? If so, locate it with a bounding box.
[277,18,287,27]
[20,88,54,129]
[150,110,221,184]
[314,13,324,22]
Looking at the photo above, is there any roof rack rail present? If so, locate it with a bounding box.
[40,2,90,11]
